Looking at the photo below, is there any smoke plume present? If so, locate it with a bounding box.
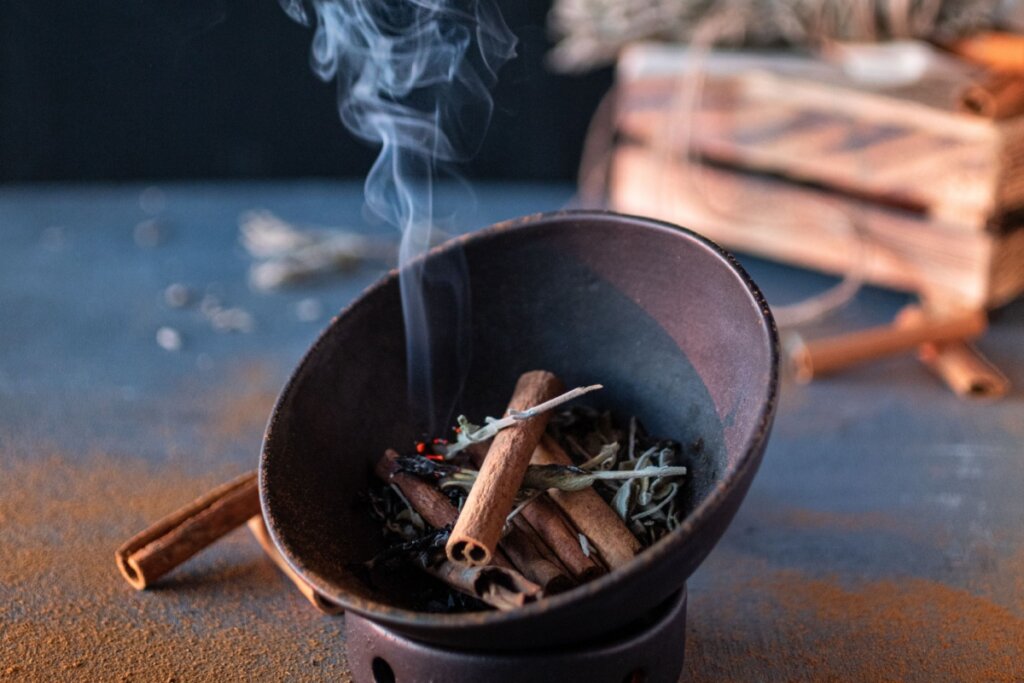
[282,0,516,431]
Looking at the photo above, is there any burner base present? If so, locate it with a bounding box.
[345,586,687,683]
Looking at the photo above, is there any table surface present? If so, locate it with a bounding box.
[2,182,1022,682]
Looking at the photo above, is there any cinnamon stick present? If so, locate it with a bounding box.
[374,450,510,567]
[501,517,574,594]
[468,438,605,581]
[246,516,342,615]
[373,450,545,608]
[430,562,542,611]
[958,71,1024,119]
[115,471,261,590]
[531,436,642,569]
[518,497,605,582]
[919,340,1011,399]
[463,449,577,590]
[446,370,564,566]
[375,449,458,529]
[895,306,1009,399]
[791,309,987,382]
[947,32,1024,73]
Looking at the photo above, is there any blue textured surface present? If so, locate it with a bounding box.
[2,182,1022,680]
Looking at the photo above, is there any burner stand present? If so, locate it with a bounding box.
[345,586,687,683]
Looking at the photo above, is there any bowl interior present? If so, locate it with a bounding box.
[261,211,777,641]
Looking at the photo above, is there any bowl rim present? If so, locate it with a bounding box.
[259,208,780,630]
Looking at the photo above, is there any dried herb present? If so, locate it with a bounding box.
[443,384,603,457]
[548,407,695,545]
[240,209,395,290]
[434,463,687,494]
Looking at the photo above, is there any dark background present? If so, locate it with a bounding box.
[0,0,611,183]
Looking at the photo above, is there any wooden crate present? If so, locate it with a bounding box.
[616,43,1024,230]
[611,43,1024,308]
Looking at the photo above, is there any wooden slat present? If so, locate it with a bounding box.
[609,145,1019,307]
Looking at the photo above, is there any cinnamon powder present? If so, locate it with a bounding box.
[200,362,282,448]
[0,447,350,682]
[685,562,1024,682]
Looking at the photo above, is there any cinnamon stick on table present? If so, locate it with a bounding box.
[115,471,261,590]
[947,31,1024,73]
[917,342,1010,399]
[247,516,342,615]
[374,450,543,608]
[895,306,1009,399]
[791,309,987,382]
[958,71,1024,119]
[531,436,642,569]
[446,370,564,566]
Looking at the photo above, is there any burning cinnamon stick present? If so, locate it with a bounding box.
[791,308,987,382]
[446,370,564,566]
[374,450,545,607]
[531,436,642,569]
[115,471,261,590]
[246,516,342,615]
[895,306,1009,399]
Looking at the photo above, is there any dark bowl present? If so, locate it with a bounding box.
[260,210,778,650]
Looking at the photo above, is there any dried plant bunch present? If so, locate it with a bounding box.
[548,0,1003,71]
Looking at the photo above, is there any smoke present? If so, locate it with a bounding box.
[282,0,516,432]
